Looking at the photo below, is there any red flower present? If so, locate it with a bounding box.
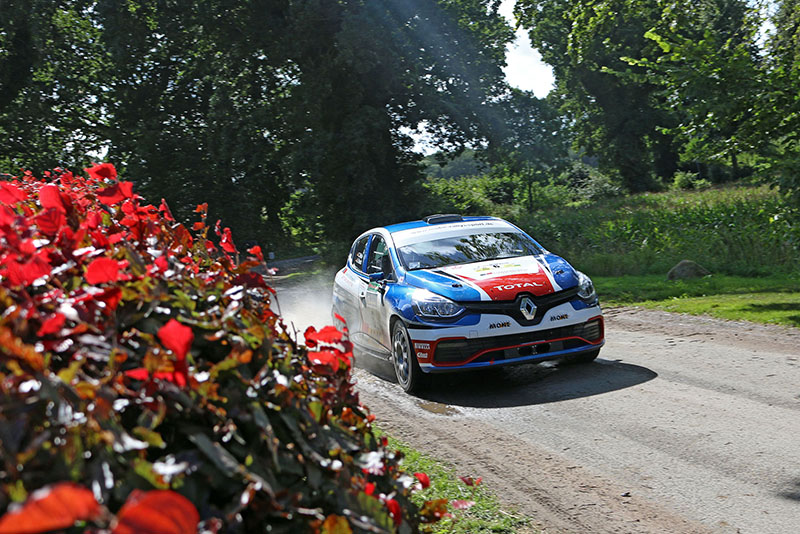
[158,198,174,221]
[112,490,199,534]
[84,162,117,181]
[414,472,431,489]
[34,208,66,236]
[220,226,237,254]
[95,181,133,205]
[364,482,376,496]
[308,350,344,371]
[247,245,264,262]
[85,257,121,284]
[305,325,345,347]
[38,184,67,213]
[37,313,66,336]
[451,500,475,510]
[384,498,402,526]
[0,483,100,534]
[459,476,482,486]
[0,182,27,204]
[0,204,15,225]
[158,318,194,360]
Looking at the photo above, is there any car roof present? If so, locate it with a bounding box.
[383,215,499,234]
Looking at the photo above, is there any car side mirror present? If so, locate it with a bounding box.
[368,272,385,282]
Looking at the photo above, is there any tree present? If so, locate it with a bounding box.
[91,0,517,250]
[0,0,111,172]
[514,0,683,190]
[624,0,763,178]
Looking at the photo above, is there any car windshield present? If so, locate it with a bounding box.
[397,231,543,270]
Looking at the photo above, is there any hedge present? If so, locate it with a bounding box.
[0,165,447,533]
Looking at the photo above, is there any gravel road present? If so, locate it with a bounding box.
[275,279,800,533]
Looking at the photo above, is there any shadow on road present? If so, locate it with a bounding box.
[411,358,657,408]
[778,479,800,501]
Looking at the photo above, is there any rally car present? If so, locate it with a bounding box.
[331,214,604,392]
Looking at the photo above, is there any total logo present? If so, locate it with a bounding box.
[493,282,543,291]
[549,314,569,321]
[489,321,511,329]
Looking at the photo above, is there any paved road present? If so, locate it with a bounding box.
[274,277,800,533]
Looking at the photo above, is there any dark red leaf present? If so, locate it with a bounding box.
[96,287,123,313]
[37,313,66,336]
[303,326,317,348]
[112,490,199,534]
[38,184,66,213]
[232,272,266,288]
[0,482,100,534]
[84,162,117,181]
[0,182,27,204]
[458,476,482,486]
[158,319,194,360]
[85,257,120,284]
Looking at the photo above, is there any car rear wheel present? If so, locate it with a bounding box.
[392,321,424,393]
[562,348,600,364]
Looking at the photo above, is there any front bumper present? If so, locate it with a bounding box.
[409,306,604,372]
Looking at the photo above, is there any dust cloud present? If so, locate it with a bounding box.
[270,272,336,344]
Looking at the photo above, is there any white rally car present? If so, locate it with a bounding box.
[332,214,604,392]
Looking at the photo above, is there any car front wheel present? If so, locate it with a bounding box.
[392,320,425,393]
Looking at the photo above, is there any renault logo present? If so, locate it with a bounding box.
[519,296,537,320]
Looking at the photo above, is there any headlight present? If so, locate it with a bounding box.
[576,271,597,303]
[411,289,464,319]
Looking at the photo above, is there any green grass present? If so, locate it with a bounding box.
[378,430,533,534]
[596,274,800,327]
[515,184,799,277]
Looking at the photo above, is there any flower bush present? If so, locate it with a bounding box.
[0,165,441,533]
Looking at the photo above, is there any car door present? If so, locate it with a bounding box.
[332,235,370,340]
[360,234,392,354]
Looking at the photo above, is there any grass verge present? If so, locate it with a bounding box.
[377,429,533,534]
[596,274,800,327]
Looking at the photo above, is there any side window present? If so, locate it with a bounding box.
[366,236,389,275]
[351,236,369,272]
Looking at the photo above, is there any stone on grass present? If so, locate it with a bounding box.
[667,260,711,280]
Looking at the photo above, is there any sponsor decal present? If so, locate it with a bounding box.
[441,256,556,301]
[493,281,544,291]
[550,314,569,321]
[412,341,432,362]
[489,321,511,329]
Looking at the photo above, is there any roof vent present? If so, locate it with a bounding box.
[423,214,463,224]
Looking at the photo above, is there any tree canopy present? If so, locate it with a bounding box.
[3,0,800,250]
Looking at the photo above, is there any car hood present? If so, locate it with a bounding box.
[403,254,578,302]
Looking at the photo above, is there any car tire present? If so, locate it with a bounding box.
[392,320,425,393]
[562,348,600,365]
